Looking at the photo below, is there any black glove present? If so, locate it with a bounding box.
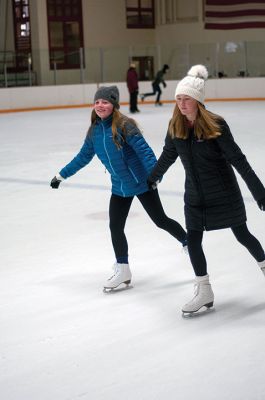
[147,177,159,191]
[50,176,62,189]
[258,197,265,211]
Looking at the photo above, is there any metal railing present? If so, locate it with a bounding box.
[1,40,265,88]
[0,51,35,87]
[51,48,84,85]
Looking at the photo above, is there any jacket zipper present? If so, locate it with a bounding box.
[102,123,125,197]
[190,134,206,230]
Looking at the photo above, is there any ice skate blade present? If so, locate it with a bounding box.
[103,284,133,294]
[182,304,215,318]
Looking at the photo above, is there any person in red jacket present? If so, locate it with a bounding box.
[126,63,140,114]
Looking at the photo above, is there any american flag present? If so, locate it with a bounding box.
[204,0,265,29]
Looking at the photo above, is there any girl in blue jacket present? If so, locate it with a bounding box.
[51,86,187,291]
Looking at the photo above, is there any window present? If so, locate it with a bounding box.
[126,0,155,29]
[47,0,84,69]
[158,0,198,25]
[12,0,32,71]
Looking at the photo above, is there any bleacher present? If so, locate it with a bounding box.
[0,71,36,88]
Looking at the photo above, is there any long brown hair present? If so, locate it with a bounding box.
[168,101,223,140]
[88,108,138,148]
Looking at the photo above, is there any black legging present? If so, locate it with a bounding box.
[129,90,138,112]
[187,223,265,276]
[109,189,187,259]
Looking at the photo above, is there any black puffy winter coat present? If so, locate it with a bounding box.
[149,119,265,231]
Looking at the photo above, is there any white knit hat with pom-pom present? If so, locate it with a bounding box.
[175,65,208,104]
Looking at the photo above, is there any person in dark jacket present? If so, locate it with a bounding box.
[50,86,187,292]
[140,64,169,106]
[148,65,265,315]
[126,63,139,113]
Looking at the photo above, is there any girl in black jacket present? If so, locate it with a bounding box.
[148,65,265,315]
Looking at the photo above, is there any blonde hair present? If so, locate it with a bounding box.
[88,108,138,148]
[168,102,223,140]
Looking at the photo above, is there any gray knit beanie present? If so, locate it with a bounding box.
[94,85,120,109]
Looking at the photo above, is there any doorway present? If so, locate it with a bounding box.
[131,56,154,81]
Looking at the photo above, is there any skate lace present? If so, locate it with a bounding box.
[185,283,200,305]
[108,264,120,280]
[193,283,199,296]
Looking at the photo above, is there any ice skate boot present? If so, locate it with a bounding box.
[103,263,132,293]
[182,275,214,317]
[258,260,265,276]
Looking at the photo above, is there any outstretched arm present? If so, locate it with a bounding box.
[50,136,95,189]
[59,137,95,179]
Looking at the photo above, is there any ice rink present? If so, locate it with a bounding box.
[1,101,265,400]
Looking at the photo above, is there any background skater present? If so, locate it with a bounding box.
[141,64,169,106]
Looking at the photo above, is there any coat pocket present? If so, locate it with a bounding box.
[127,164,139,184]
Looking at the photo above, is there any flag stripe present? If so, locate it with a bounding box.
[205,21,265,28]
[206,0,265,5]
[206,10,265,17]
[204,0,265,29]
[205,4,265,12]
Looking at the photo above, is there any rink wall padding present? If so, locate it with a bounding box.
[0,78,265,113]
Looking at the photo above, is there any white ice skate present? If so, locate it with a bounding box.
[182,275,214,317]
[103,263,132,293]
[258,260,265,276]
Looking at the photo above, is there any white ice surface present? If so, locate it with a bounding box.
[0,101,265,400]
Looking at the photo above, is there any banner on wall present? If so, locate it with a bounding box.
[204,0,265,29]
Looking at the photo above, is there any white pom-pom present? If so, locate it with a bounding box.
[187,65,208,80]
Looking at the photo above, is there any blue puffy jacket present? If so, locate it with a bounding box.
[59,115,157,197]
